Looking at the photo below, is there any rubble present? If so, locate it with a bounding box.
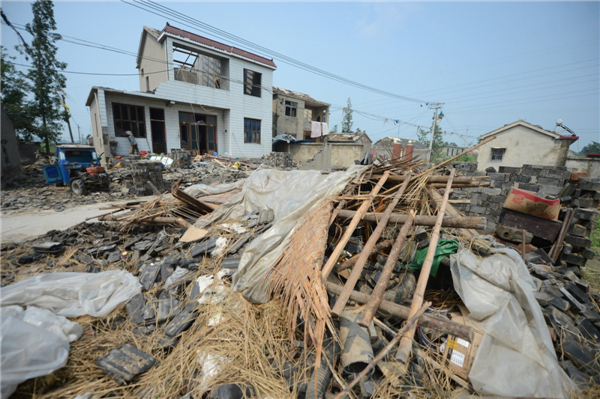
[1,147,599,398]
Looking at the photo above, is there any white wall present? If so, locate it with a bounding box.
[138,31,168,92]
[477,126,567,171]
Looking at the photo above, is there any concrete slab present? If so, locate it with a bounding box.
[1,196,155,243]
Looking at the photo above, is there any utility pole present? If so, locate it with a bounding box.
[426,103,443,164]
[60,93,75,143]
[77,124,81,144]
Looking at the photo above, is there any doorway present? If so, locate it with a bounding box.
[150,108,166,154]
[178,112,217,154]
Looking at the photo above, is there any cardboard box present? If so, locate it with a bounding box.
[438,306,484,380]
[503,187,560,221]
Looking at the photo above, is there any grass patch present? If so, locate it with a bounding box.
[583,220,600,293]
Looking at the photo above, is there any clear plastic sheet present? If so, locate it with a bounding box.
[1,306,82,398]
[450,246,578,398]
[0,270,141,318]
[195,166,367,303]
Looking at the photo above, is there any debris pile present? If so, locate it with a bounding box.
[1,148,599,398]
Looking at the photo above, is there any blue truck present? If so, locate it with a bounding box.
[42,144,109,195]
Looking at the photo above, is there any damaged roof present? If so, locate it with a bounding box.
[160,23,276,69]
[373,136,427,149]
[327,132,371,143]
[273,86,330,108]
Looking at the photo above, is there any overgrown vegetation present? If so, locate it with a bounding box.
[583,222,600,293]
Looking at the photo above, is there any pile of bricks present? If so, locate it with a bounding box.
[130,161,165,196]
[119,155,142,168]
[450,164,577,231]
[561,208,598,270]
[171,149,193,169]
[268,152,293,168]
[559,176,600,209]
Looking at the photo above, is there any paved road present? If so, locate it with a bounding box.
[1,196,155,243]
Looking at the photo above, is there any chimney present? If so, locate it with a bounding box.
[405,144,414,161]
[393,143,402,159]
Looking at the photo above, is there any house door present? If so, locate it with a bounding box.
[179,112,217,154]
[150,108,166,154]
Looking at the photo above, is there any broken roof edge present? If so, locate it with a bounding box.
[158,23,277,70]
[136,26,162,69]
[86,86,176,107]
[478,120,561,141]
[273,86,330,108]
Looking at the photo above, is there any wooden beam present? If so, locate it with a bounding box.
[337,210,487,230]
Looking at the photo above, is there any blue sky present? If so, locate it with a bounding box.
[2,1,599,150]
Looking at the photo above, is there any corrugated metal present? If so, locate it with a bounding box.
[163,24,277,69]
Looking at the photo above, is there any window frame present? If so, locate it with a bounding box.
[243,69,262,98]
[285,101,298,117]
[244,118,261,144]
[112,103,146,138]
[491,148,506,161]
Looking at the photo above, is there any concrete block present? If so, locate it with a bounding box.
[514,175,532,183]
[96,344,156,385]
[518,183,540,192]
[565,234,592,249]
[573,208,599,221]
[537,177,560,186]
[570,224,590,238]
[483,187,502,195]
[540,186,562,196]
[488,173,509,182]
[498,166,521,174]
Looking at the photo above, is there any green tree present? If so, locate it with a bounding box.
[341,98,353,133]
[1,47,36,140]
[417,125,445,158]
[21,0,67,153]
[581,141,600,154]
[330,124,339,134]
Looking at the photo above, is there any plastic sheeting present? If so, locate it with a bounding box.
[0,270,141,318]
[1,306,82,398]
[450,247,577,398]
[406,239,459,277]
[195,165,367,303]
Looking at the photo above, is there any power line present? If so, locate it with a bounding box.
[120,0,432,104]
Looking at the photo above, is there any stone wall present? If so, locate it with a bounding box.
[449,163,577,231]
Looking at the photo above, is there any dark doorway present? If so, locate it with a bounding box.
[150,108,166,154]
[178,112,217,154]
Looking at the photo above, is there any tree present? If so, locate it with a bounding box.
[330,124,339,134]
[417,125,445,156]
[1,47,36,140]
[21,0,67,152]
[581,141,600,154]
[341,98,353,133]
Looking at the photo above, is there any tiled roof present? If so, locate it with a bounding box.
[162,23,276,69]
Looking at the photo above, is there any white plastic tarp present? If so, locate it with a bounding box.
[450,247,577,398]
[184,180,245,198]
[1,306,82,398]
[195,165,367,303]
[0,270,141,318]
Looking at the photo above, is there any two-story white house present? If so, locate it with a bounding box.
[86,23,276,162]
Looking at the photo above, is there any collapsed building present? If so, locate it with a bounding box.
[0,143,599,399]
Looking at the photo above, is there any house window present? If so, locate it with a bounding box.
[112,103,146,138]
[491,148,506,161]
[285,101,297,117]
[173,44,228,90]
[243,69,261,97]
[244,118,261,144]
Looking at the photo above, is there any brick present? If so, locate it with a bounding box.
[488,173,509,182]
[570,224,590,238]
[537,177,560,186]
[581,249,595,260]
[564,234,592,249]
[518,183,539,192]
[562,253,586,266]
[573,208,599,221]
[498,166,521,174]
[469,206,487,214]
[542,169,571,180]
[572,198,597,208]
[579,181,600,191]
[483,188,502,195]
[491,195,506,203]
[514,175,532,183]
[539,186,562,196]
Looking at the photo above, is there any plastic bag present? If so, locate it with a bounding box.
[406,239,459,277]
[1,306,82,398]
[450,247,577,398]
[194,165,367,303]
[0,270,141,318]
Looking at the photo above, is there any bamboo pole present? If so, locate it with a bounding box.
[357,210,415,327]
[330,175,412,317]
[395,169,456,366]
[337,210,487,230]
[332,302,430,399]
[321,172,390,279]
[326,282,473,341]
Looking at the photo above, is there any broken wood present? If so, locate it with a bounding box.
[377,175,475,184]
[335,239,393,272]
[147,180,162,195]
[321,172,390,279]
[358,210,415,328]
[549,208,574,263]
[171,177,214,215]
[337,210,486,230]
[329,200,347,226]
[331,175,412,317]
[150,217,192,229]
[332,302,430,399]
[501,208,562,242]
[326,282,473,341]
[395,169,456,367]
[522,229,527,261]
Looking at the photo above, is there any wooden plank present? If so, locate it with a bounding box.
[501,208,562,242]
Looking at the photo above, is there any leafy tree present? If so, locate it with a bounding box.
[1,47,36,140]
[330,124,338,134]
[20,0,67,152]
[581,141,600,154]
[341,98,353,133]
[416,125,445,158]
